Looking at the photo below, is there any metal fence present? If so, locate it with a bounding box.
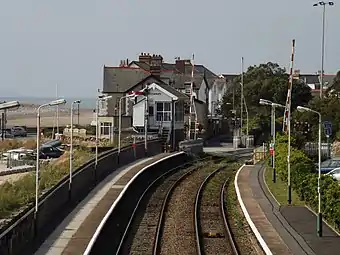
[0,139,163,255]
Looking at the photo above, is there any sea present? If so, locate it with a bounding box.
[0,97,96,110]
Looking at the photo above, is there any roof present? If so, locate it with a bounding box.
[156,83,188,100]
[103,66,150,93]
[131,60,218,89]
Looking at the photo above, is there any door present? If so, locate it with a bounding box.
[148,105,155,127]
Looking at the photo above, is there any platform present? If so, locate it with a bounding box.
[35,153,170,255]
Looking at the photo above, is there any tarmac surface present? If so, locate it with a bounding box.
[252,163,340,255]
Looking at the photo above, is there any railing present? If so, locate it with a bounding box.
[0,139,163,255]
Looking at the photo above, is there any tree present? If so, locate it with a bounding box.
[221,62,312,138]
[327,70,340,94]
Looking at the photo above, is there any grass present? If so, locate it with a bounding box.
[0,149,92,220]
[264,167,304,206]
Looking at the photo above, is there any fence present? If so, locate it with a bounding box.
[0,139,163,255]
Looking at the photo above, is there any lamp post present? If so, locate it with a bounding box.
[35,99,66,214]
[297,106,323,237]
[118,95,129,158]
[259,99,285,183]
[313,1,334,99]
[96,95,112,168]
[70,100,81,193]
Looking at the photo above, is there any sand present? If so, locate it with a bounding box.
[6,109,94,128]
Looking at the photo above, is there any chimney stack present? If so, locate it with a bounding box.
[139,52,152,65]
[150,54,163,77]
[175,58,185,73]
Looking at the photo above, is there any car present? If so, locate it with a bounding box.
[326,168,340,182]
[0,130,14,138]
[39,146,64,159]
[320,157,340,174]
[10,126,27,137]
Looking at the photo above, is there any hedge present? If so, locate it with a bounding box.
[274,133,340,232]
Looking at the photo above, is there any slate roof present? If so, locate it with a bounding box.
[157,83,189,100]
[102,66,150,93]
[297,74,335,88]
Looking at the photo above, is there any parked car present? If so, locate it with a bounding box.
[320,157,340,174]
[39,146,64,159]
[326,168,340,182]
[10,126,27,137]
[0,130,14,138]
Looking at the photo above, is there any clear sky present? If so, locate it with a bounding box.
[0,0,338,98]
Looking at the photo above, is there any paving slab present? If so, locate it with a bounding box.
[237,165,293,254]
[252,164,340,255]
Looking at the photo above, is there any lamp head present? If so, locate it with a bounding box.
[297,106,309,112]
[49,99,66,106]
[74,100,81,104]
[0,101,20,110]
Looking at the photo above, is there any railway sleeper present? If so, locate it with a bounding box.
[203,231,225,238]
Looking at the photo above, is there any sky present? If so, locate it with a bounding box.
[0,0,338,98]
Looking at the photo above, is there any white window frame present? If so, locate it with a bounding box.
[156,102,171,122]
[100,122,112,136]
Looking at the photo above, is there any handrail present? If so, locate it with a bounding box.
[0,139,161,238]
[83,151,185,255]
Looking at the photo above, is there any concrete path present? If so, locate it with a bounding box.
[35,157,156,255]
[253,163,340,255]
[237,164,293,254]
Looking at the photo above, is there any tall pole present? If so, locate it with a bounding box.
[77,103,80,126]
[118,97,123,156]
[240,57,244,135]
[35,107,41,214]
[317,113,322,236]
[95,99,99,169]
[56,84,59,135]
[272,106,276,183]
[287,39,295,205]
[144,87,148,156]
[320,4,326,98]
[70,102,74,191]
[188,54,195,140]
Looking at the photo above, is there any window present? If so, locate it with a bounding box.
[156,102,171,121]
[148,106,154,116]
[100,122,112,135]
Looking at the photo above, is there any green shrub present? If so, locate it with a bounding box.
[275,133,340,232]
[0,150,91,219]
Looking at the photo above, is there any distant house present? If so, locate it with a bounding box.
[132,82,187,145]
[292,70,335,96]
[97,53,224,138]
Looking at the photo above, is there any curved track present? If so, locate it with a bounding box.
[116,158,215,255]
[195,167,240,255]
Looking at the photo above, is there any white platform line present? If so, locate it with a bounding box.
[83,151,185,255]
[234,164,272,255]
[35,157,154,255]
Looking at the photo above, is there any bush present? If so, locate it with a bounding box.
[275,133,340,232]
[0,149,91,219]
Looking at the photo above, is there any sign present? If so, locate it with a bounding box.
[324,121,332,137]
[269,143,274,156]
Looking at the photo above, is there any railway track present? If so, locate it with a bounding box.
[195,166,240,255]
[109,152,251,255]
[116,157,218,255]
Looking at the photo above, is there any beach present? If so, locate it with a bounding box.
[5,104,94,128]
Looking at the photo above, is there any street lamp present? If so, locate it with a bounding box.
[70,100,81,193]
[96,95,112,168]
[313,1,334,99]
[0,101,20,110]
[35,99,66,214]
[297,105,323,237]
[259,99,285,183]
